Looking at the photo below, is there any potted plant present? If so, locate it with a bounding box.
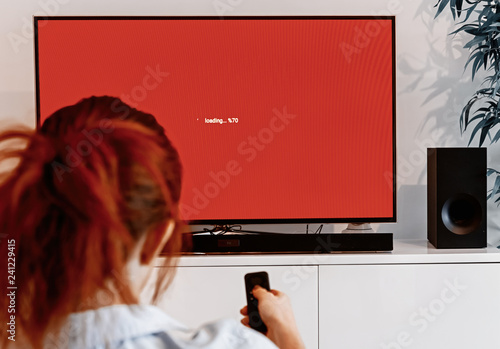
[435,0,500,204]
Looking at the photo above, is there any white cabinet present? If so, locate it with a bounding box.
[319,263,500,348]
[151,266,319,349]
[147,240,500,349]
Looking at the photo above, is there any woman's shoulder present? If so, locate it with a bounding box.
[189,317,278,349]
[47,304,277,349]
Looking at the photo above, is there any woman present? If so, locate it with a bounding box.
[0,96,304,348]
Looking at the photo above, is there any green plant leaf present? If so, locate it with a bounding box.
[469,118,488,145]
[461,96,480,131]
[463,35,486,49]
[477,107,490,112]
[491,128,500,143]
[435,0,451,18]
[451,23,477,35]
[479,122,490,146]
[491,174,500,202]
[494,78,500,95]
[487,168,500,176]
[466,51,485,80]
[472,53,484,80]
[481,11,500,29]
[477,87,494,95]
[468,115,496,146]
[456,0,463,17]
[461,5,480,23]
[468,113,486,127]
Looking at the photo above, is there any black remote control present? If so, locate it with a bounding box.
[244,271,270,334]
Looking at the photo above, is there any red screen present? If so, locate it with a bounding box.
[36,17,395,223]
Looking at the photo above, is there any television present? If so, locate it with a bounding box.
[35,16,396,253]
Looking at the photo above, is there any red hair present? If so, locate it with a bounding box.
[0,96,183,348]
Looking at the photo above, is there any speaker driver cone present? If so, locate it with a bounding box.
[441,193,482,236]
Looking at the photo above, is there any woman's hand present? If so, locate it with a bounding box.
[240,286,305,349]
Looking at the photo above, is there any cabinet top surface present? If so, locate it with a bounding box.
[158,240,500,267]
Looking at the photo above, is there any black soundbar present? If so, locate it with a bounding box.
[181,233,393,253]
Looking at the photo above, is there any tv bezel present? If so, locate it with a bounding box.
[34,15,397,227]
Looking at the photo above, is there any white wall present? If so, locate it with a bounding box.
[1,0,499,244]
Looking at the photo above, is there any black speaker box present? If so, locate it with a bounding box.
[427,148,486,248]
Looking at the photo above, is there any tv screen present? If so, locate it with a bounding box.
[35,16,395,226]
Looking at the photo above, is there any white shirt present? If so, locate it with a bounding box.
[45,304,278,349]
